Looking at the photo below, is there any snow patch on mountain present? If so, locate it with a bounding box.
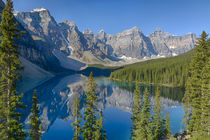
[13,10,19,16]
[172,53,178,56]
[60,31,73,54]
[31,8,47,12]
[157,54,166,58]
[120,55,137,60]
[169,45,176,49]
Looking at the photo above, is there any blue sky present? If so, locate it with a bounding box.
[4,0,210,35]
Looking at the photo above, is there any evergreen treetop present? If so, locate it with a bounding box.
[72,96,82,140]
[29,90,41,140]
[131,82,142,140]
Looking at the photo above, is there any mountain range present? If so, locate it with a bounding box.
[0,0,197,77]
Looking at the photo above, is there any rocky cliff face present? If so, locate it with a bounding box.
[59,21,116,64]
[0,0,57,78]
[13,7,197,68]
[15,8,69,72]
[148,28,196,56]
[103,27,156,58]
[15,8,66,50]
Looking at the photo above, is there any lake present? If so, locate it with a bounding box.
[18,74,185,140]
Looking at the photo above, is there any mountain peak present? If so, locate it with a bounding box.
[130,26,141,32]
[31,8,48,13]
[83,29,94,35]
[62,20,76,27]
[119,26,141,35]
[99,29,105,33]
[155,28,164,32]
[13,10,19,16]
[149,28,172,37]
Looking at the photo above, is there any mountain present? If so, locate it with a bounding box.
[15,9,116,69]
[5,5,197,72]
[0,0,55,79]
[59,21,116,65]
[14,7,197,69]
[14,8,75,71]
[148,28,196,56]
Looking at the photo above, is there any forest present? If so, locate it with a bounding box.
[0,0,209,140]
[110,49,194,87]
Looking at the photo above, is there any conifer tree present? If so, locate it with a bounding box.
[71,96,82,140]
[136,88,153,139]
[29,90,41,140]
[165,112,171,138]
[82,72,100,140]
[153,87,164,140]
[131,82,142,140]
[95,111,107,140]
[200,56,210,137]
[0,0,26,139]
[183,31,209,136]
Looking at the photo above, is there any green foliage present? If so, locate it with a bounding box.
[110,50,194,87]
[71,96,82,140]
[131,82,142,140]
[82,72,98,139]
[136,88,153,140]
[183,31,210,138]
[29,90,41,140]
[200,60,210,137]
[87,64,119,70]
[0,0,26,139]
[82,72,107,140]
[95,111,107,140]
[165,112,172,137]
[131,87,172,140]
[111,80,184,102]
[153,87,165,139]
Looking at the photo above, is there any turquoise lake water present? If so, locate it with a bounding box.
[18,74,185,140]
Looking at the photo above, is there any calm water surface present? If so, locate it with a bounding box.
[18,74,185,140]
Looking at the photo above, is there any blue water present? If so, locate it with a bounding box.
[19,74,185,140]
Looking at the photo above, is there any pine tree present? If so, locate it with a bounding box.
[95,111,107,140]
[199,55,210,137]
[82,72,99,140]
[136,88,153,140]
[165,112,171,138]
[183,31,209,136]
[0,0,26,139]
[153,87,164,140]
[71,96,82,140]
[29,90,41,140]
[131,82,142,140]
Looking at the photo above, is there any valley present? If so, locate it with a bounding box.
[0,0,209,140]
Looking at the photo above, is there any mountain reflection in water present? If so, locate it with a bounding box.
[18,74,184,140]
